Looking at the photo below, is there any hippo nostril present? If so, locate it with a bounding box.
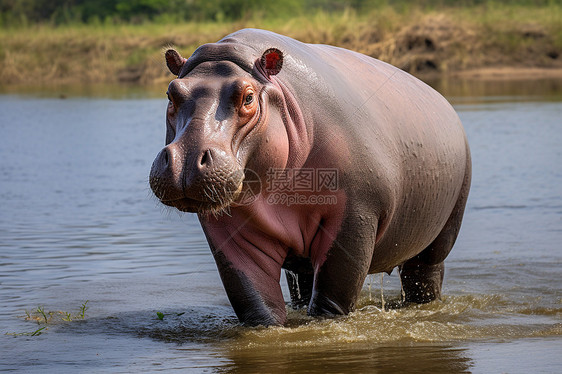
[199,149,212,167]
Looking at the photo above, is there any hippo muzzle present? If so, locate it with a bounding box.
[150,140,244,213]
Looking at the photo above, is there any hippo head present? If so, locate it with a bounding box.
[149,45,289,214]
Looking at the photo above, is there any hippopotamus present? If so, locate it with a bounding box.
[149,28,471,326]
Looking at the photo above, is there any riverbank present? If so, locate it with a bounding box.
[1,4,561,86]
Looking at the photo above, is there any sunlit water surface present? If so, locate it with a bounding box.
[1,80,561,373]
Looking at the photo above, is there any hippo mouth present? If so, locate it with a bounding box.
[160,183,242,215]
[159,173,245,215]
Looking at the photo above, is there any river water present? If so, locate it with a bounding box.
[1,79,561,373]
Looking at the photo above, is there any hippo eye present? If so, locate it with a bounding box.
[244,93,254,106]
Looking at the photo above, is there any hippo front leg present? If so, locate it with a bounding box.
[202,227,286,326]
[308,216,377,317]
[212,250,286,326]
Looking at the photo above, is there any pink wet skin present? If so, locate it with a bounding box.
[203,191,347,278]
[201,188,347,325]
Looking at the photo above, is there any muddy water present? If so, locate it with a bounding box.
[1,79,561,373]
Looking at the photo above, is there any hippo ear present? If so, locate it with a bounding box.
[260,48,283,77]
[165,49,187,76]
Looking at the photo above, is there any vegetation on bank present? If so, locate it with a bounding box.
[1,0,558,26]
[1,1,561,85]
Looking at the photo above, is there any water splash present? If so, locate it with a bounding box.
[294,272,301,300]
[380,273,386,311]
[398,270,406,303]
[224,293,562,350]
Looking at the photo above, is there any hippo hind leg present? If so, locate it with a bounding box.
[283,256,314,309]
[399,213,459,304]
[400,157,471,303]
[399,259,445,303]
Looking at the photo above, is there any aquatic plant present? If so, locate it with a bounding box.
[5,301,91,338]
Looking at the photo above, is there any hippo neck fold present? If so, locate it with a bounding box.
[270,77,312,169]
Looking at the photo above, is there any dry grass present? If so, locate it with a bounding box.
[0,22,236,85]
[1,4,561,86]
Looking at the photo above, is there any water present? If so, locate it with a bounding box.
[1,80,561,373]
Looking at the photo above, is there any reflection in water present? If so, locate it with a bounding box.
[220,343,472,374]
[428,77,562,103]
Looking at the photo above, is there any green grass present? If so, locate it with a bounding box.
[156,311,185,321]
[5,301,90,337]
[0,2,560,85]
